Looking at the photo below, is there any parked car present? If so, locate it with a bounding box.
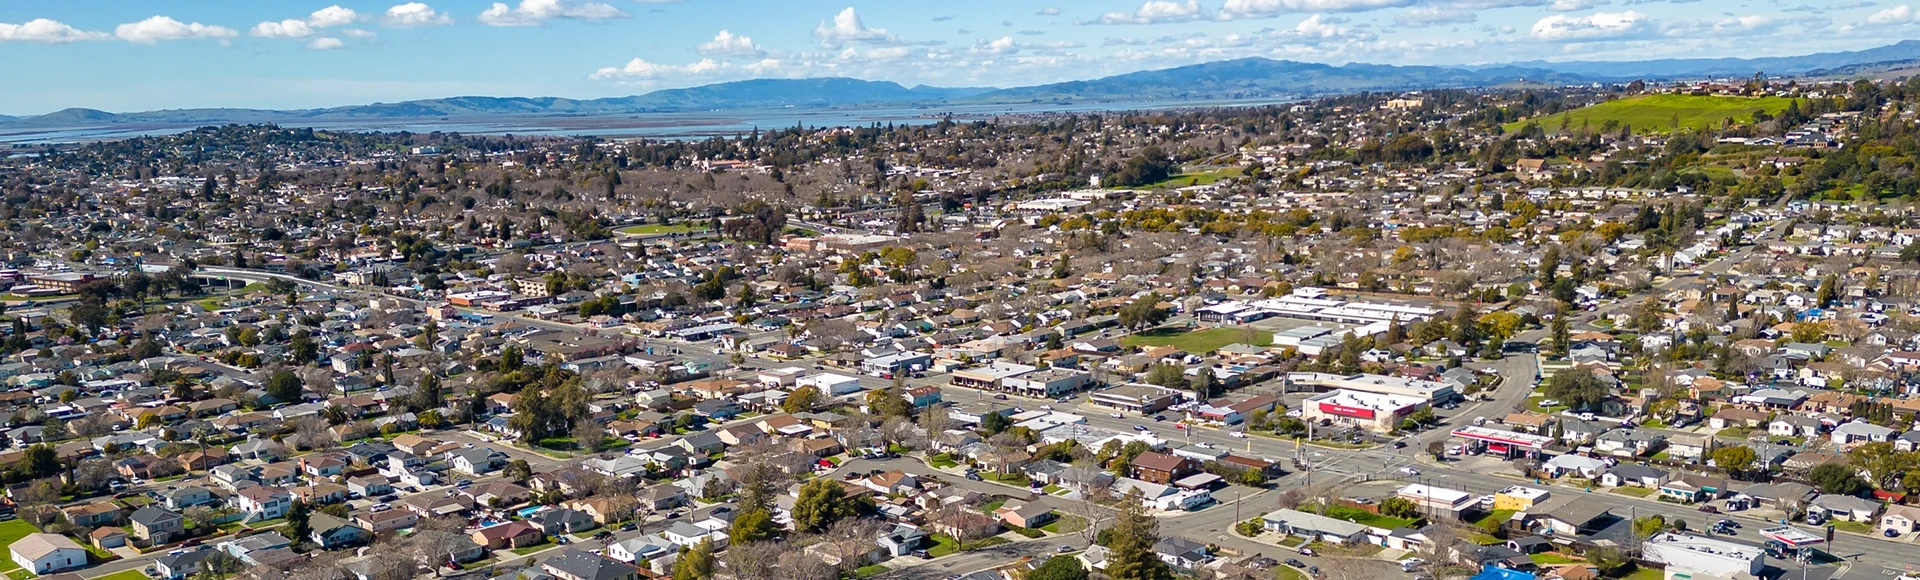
[1285,559,1307,568]
[1698,505,1720,514]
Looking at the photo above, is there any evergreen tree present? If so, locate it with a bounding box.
[1105,500,1174,580]
[672,538,716,580]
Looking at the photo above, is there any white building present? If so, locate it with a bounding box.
[1641,533,1764,580]
[1301,390,1428,432]
[10,533,87,574]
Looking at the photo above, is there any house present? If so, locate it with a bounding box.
[307,513,370,549]
[1600,464,1668,488]
[1260,509,1370,544]
[90,528,127,550]
[876,524,927,557]
[1153,536,1210,570]
[533,509,598,536]
[60,502,124,528]
[353,509,420,534]
[862,471,919,495]
[541,549,639,580]
[636,485,689,514]
[1130,451,1196,485]
[130,506,186,543]
[346,476,393,498]
[10,533,87,574]
[235,487,293,521]
[1810,494,1882,522]
[995,501,1056,529]
[606,534,676,564]
[472,521,545,550]
[453,448,505,475]
[154,549,224,580]
[1770,415,1821,438]
[1832,421,1898,447]
[1879,504,1920,536]
[661,522,729,549]
[1657,474,1726,504]
[164,486,215,510]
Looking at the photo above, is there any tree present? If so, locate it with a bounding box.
[1711,445,1758,478]
[1104,499,1174,580]
[865,388,912,418]
[1117,292,1170,331]
[791,478,868,533]
[1543,368,1609,411]
[1378,496,1420,519]
[980,410,1012,435]
[1816,274,1838,307]
[265,369,304,404]
[729,508,779,543]
[20,444,59,479]
[287,501,312,543]
[1190,367,1215,401]
[673,537,717,580]
[504,459,533,483]
[1110,146,1175,187]
[1808,462,1869,496]
[1632,515,1666,538]
[1145,364,1185,389]
[782,385,823,414]
[1027,556,1089,580]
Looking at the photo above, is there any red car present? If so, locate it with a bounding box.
[1698,505,1719,514]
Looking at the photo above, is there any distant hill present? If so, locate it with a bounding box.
[2,40,1916,129]
[1504,40,1920,79]
[976,58,1582,102]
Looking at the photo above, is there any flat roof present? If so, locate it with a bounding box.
[1758,526,1824,547]
[1398,483,1473,505]
[1450,426,1555,449]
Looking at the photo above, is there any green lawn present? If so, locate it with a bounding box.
[89,571,149,580]
[1277,566,1308,580]
[617,223,707,236]
[1146,166,1244,188]
[852,564,890,579]
[509,541,556,556]
[978,499,1007,514]
[1621,566,1663,580]
[1322,506,1415,529]
[1530,554,1579,565]
[1041,514,1087,535]
[927,534,961,558]
[1504,94,1802,135]
[928,454,958,469]
[1471,509,1517,527]
[1610,487,1655,498]
[0,521,40,570]
[1121,327,1272,354]
[1834,520,1872,535]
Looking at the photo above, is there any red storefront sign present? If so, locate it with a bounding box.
[1319,402,1375,420]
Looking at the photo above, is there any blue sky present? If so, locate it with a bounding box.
[0,0,1905,114]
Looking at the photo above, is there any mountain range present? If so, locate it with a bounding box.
[6,40,1919,130]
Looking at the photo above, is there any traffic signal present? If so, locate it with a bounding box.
[1826,524,1835,544]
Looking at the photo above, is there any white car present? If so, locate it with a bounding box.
[1110,412,1125,419]
[1197,442,1213,449]
[1229,431,1248,439]
[1400,467,1421,476]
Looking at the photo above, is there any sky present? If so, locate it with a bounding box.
[0,0,1907,115]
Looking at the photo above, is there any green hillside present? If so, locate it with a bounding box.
[1504,94,1800,135]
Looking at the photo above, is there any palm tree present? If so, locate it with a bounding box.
[320,404,350,426]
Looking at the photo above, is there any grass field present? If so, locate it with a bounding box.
[1040,514,1087,535]
[89,571,149,580]
[1121,327,1271,354]
[1505,94,1800,135]
[1148,166,1244,188]
[617,223,707,236]
[927,534,961,558]
[0,521,37,577]
[1323,505,1416,530]
[509,540,556,556]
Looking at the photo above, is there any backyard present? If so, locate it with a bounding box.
[1322,505,1416,529]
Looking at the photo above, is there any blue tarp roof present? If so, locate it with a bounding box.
[1471,565,1537,580]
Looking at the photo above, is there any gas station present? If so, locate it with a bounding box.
[1759,526,1826,561]
[1449,426,1554,458]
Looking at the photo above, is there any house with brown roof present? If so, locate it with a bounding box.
[1710,407,1769,430]
[471,521,544,550]
[1130,451,1196,485]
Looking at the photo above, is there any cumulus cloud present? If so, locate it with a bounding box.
[1217,0,1415,20]
[479,0,628,26]
[308,37,344,49]
[814,7,900,46]
[383,3,453,27]
[0,18,109,43]
[1094,0,1203,24]
[1530,10,1650,40]
[1868,4,1915,23]
[697,29,765,57]
[343,28,378,38]
[308,6,360,27]
[252,19,316,38]
[591,57,750,80]
[1396,6,1478,27]
[115,16,238,43]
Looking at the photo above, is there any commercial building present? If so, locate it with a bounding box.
[1091,384,1184,414]
[1002,369,1091,398]
[950,361,1038,390]
[1641,533,1764,580]
[1493,486,1550,511]
[1396,483,1475,520]
[1301,390,1427,432]
[1287,372,1458,404]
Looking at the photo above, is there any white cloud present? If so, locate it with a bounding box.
[1038,7,1062,15]
[343,28,378,38]
[590,57,728,80]
[479,0,628,26]
[814,7,900,46]
[1531,11,1650,40]
[1289,14,1348,37]
[1396,6,1477,27]
[383,3,453,27]
[308,6,360,27]
[1868,4,1915,24]
[252,19,316,38]
[1217,0,1415,20]
[1547,0,1609,10]
[975,36,1021,55]
[697,29,765,57]
[308,37,344,49]
[115,16,238,44]
[0,18,109,43]
[1094,0,1203,24]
